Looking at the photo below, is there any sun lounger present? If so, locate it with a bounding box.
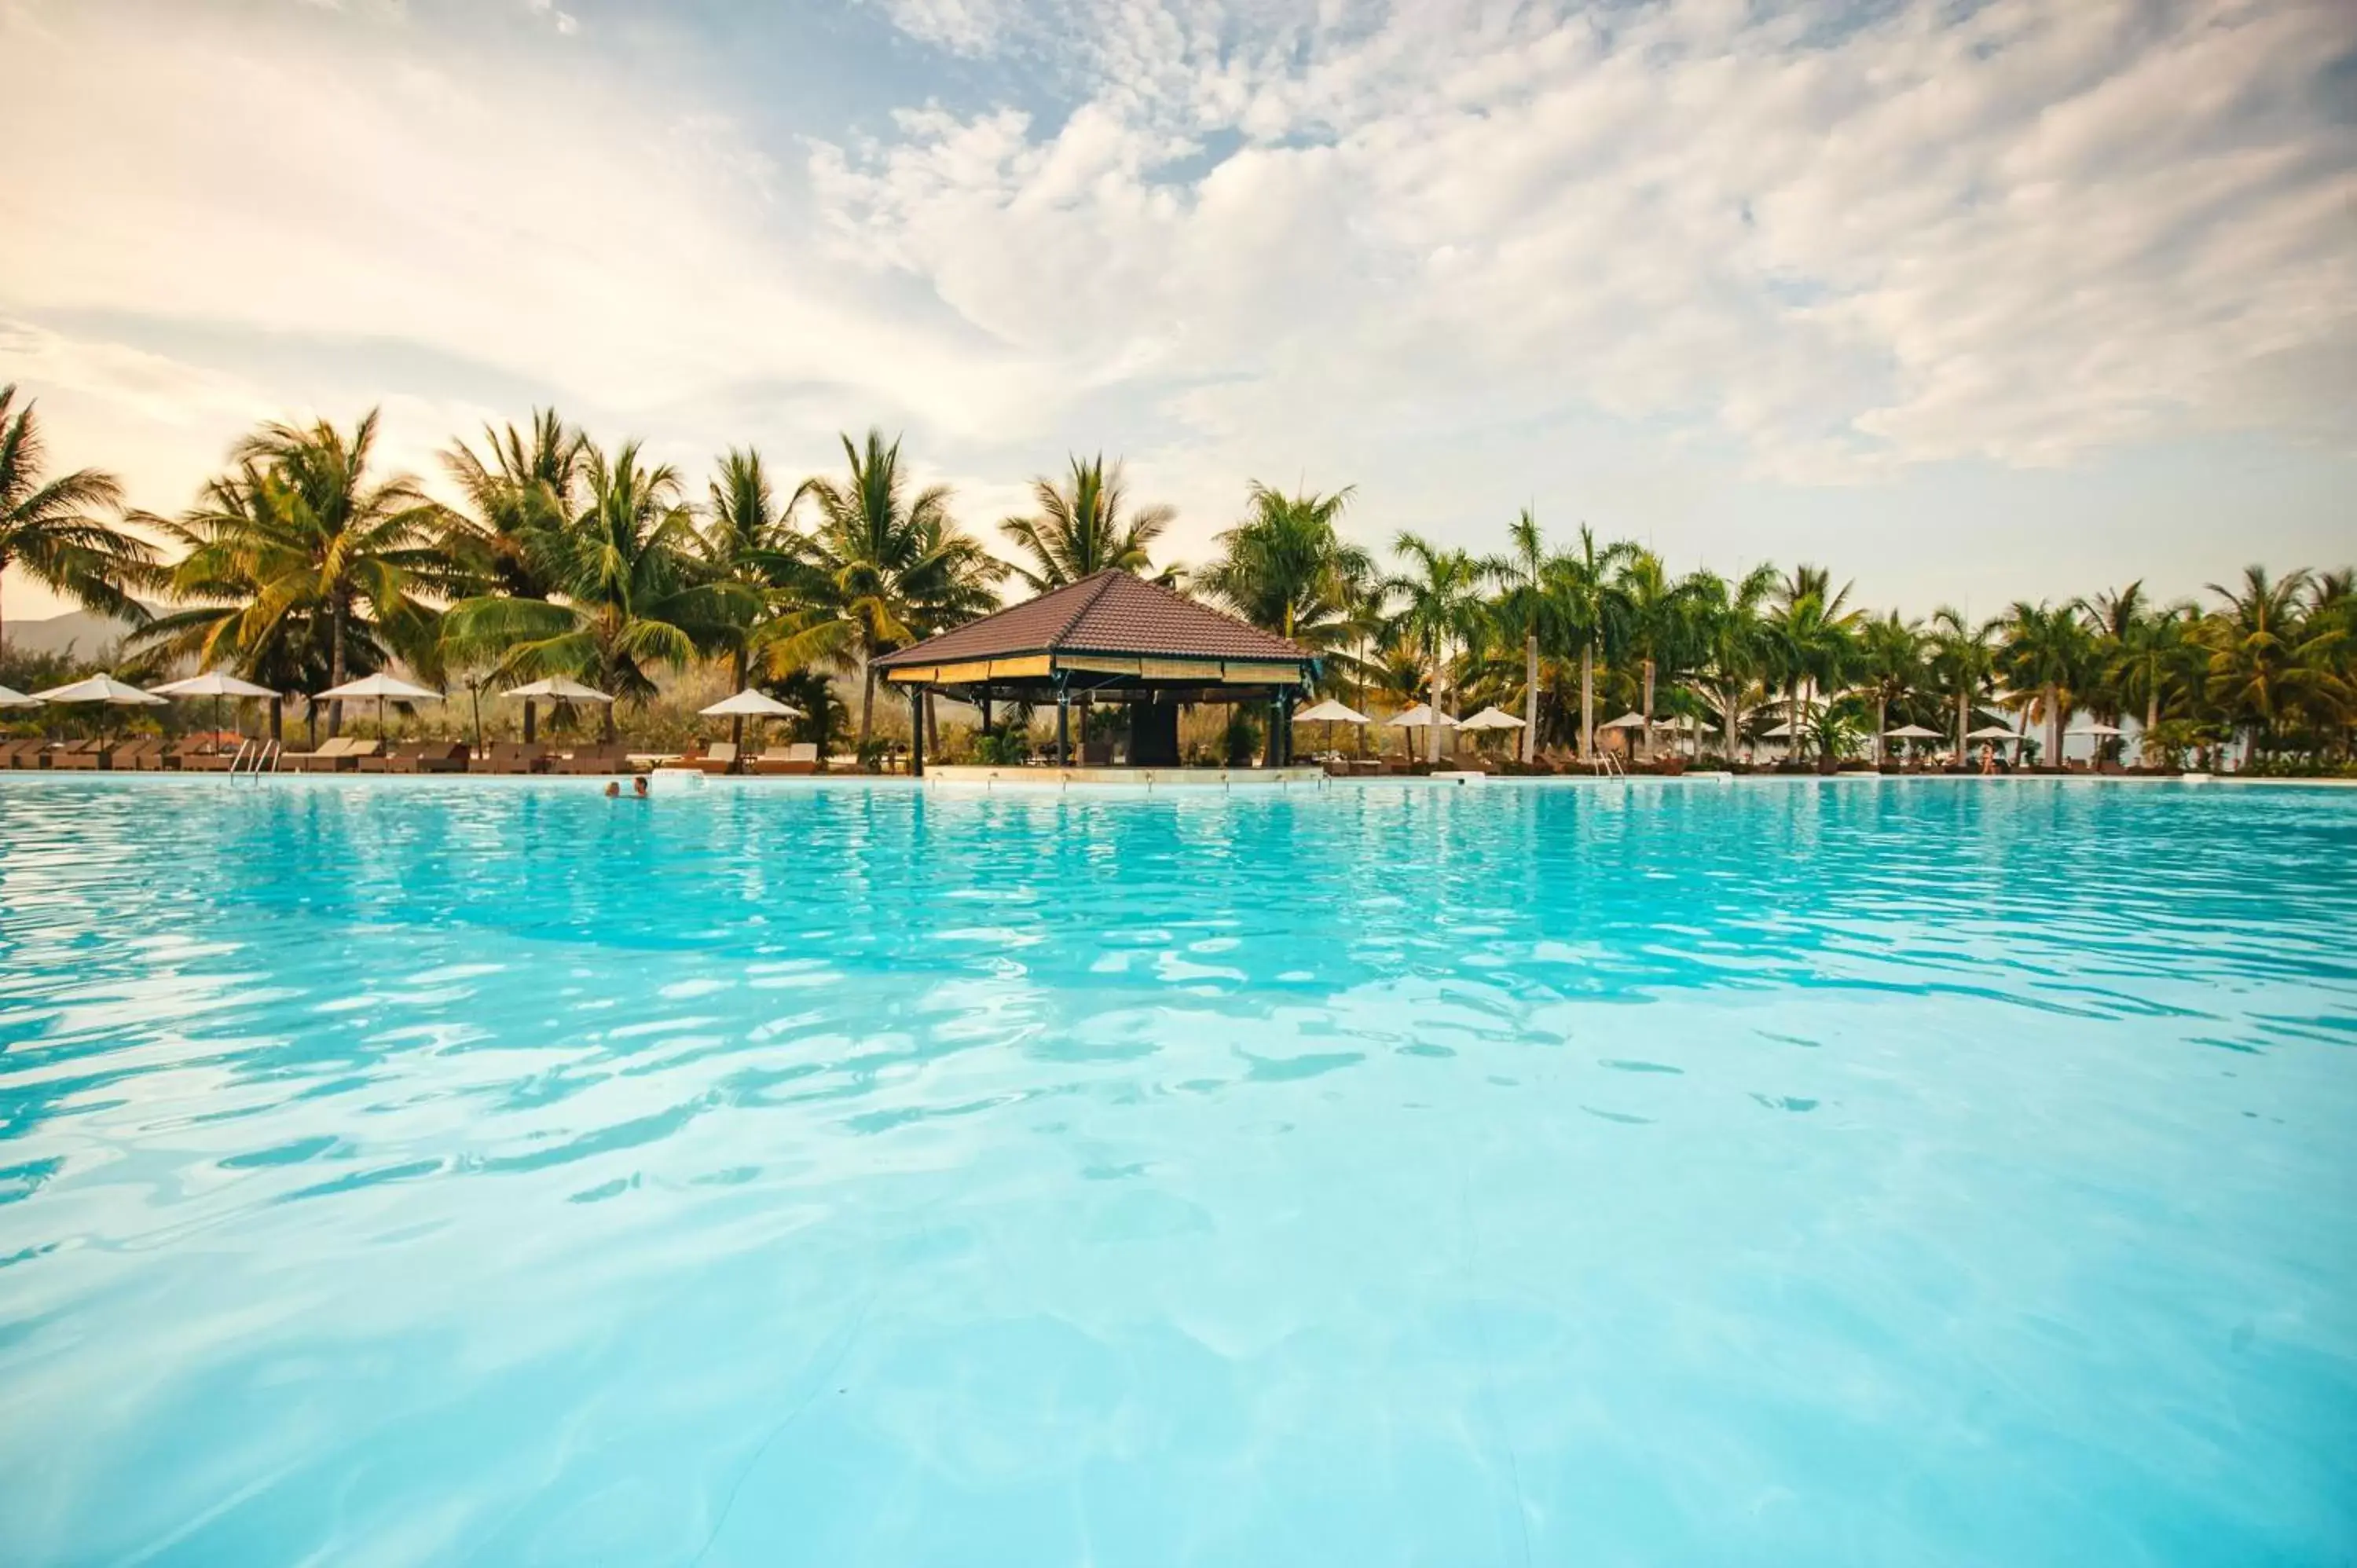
[688,742,739,776]
[115,738,165,771]
[381,740,468,774]
[467,741,548,775]
[746,742,819,776]
[552,745,625,775]
[180,742,240,771]
[0,738,46,768]
[284,735,376,772]
[52,740,111,770]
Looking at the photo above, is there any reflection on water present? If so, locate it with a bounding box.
[2,776,2355,1565]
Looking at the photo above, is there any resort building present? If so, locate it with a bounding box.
[874,570,1320,778]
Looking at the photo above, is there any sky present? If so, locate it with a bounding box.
[2,0,2352,625]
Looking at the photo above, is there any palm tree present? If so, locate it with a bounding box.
[0,383,150,658]
[1765,584,1859,767]
[2198,566,2339,761]
[439,408,585,601]
[1615,548,1704,760]
[1197,482,1371,651]
[699,447,814,746]
[1541,526,1636,760]
[999,454,1175,591]
[1387,533,1485,764]
[1857,612,1926,765]
[1688,564,1780,757]
[1481,507,1553,763]
[138,410,449,735]
[2000,600,2094,767]
[757,430,1003,756]
[443,441,753,739]
[1926,607,2001,762]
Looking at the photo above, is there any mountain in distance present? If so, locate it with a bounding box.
[2,603,159,660]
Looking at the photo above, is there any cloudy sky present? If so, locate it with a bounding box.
[2,0,2351,624]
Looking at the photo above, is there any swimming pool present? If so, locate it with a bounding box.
[2,775,2352,1565]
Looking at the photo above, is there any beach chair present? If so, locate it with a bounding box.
[117,738,166,771]
[552,745,623,775]
[284,735,367,772]
[688,742,739,776]
[467,741,544,775]
[0,738,44,768]
[180,740,239,771]
[384,741,468,774]
[746,742,819,776]
[53,740,111,770]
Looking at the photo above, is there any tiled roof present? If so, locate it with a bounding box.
[876,571,1312,668]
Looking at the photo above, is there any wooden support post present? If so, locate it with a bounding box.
[1056,680,1071,767]
[910,684,926,778]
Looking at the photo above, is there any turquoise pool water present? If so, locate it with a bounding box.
[2,775,2353,1565]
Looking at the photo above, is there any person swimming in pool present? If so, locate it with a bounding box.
[632,776,649,798]
[603,780,620,798]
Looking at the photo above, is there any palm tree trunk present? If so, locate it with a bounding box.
[1640,658,1655,762]
[2046,683,2060,768]
[1523,632,1538,764]
[1579,643,1595,760]
[1875,696,1887,765]
[1789,685,1802,768]
[925,689,939,755]
[1428,653,1447,764]
[269,695,283,745]
[730,647,747,750]
[1955,689,1967,764]
[858,658,877,755]
[1723,691,1738,757]
[328,598,347,737]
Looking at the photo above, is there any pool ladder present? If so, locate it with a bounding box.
[1589,750,1625,777]
[228,739,281,779]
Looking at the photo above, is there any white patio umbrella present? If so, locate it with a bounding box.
[508,675,614,704]
[1295,697,1369,756]
[1884,723,1942,739]
[1596,712,1647,731]
[0,683,38,709]
[315,672,442,737]
[1759,720,1796,738]
[1967,724,2021,739]
[506,674,613,743]
[2066,720,2124,762]
[152,670,278,744]
[702,687,805,751]
[1457,705,1527,754]
[699,689,803,718]
[33,674,165,705]
[1386,702,1457,762]
[32,673,167,740]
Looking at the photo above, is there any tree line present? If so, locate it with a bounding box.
[2,384,2350,772]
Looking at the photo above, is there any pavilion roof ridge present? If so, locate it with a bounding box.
[876,570,1311,670]
[1046,570,1127,650]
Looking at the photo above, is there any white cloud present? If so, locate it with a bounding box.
[0,0,2350,623]
[823,0,2357,482]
